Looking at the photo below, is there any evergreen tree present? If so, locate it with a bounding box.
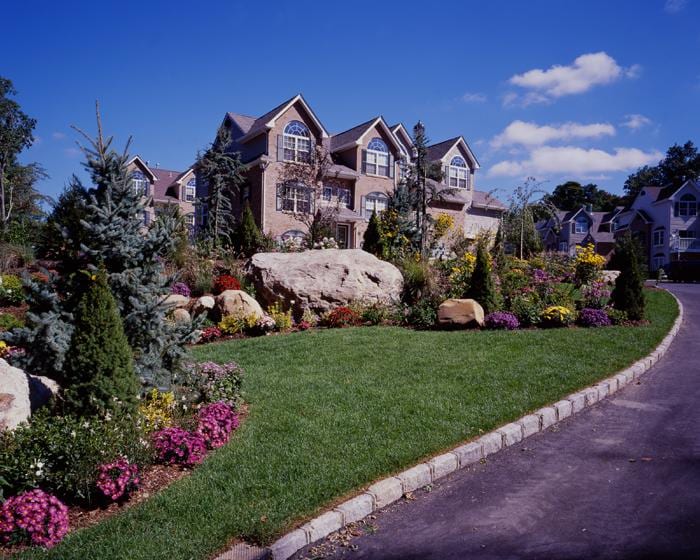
[62,271,139,417]
[466,240,498,313]
[5,107,199,386]
[492,221,506,271]
[196,126,245,247]
[611,233,645,321]
[234,202,262,257]
[362,210,383,256]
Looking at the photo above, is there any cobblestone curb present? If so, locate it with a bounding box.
[216,291,684,560]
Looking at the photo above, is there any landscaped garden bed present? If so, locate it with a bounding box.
[11,288,676,560]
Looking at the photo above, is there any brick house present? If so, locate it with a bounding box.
[126,156,198,233]
[201,94,504,248]
[536,205,623,259]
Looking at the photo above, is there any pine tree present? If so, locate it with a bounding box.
[492,222,506,272]
[5,106,199,386]
[62,271,139,417]
[196,126,245,247]
[466,240,498,313]
[611,233,645,321]
[234,202,262,257]
[362,210,383,256]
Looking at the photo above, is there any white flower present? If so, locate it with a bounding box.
[70,430,77,438]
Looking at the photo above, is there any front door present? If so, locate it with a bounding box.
[336,224,350,249]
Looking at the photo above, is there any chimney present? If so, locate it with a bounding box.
[585,204,593,213]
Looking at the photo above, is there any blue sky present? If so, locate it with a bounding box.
[2,0,699,201]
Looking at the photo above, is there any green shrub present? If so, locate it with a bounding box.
[540,305,575,328]
[0,313,23,331]
[465,241,498,313]
[545,282,577,309]
[605,307,628,325]
[234,203,263,258]
[362,211,383,257]
[0,274,25,306]
[403,298,438,329]
[268,302,292,331]
[400,257,437,305]
[0,409,149,504]
[510,294,544,327]
[611,233,645,321]
[62,271,139,417]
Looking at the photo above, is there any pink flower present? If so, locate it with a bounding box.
[0,489,69,548]
[196,402,239,449]
[152,427,207,466]
[95,457,140,502]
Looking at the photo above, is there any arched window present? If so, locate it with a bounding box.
[185,178,196,202]
[653,227,665,246]
[574,215,588,234]
[675,193,697,217]
[364,191,389,216]
[132,170,149,196]
[283,120,311,162]
[280,230,306,249]
[365,138,389,176]
[449,156,468,189]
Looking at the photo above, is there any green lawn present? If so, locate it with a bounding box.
[20,290,678,560]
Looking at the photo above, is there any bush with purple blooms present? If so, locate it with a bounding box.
[152,427,207,467]
[196,402,239,449]
[95,457,140,502]
[578,308,612,328]
[171,282,191,297]
[0,489,69,548]
[484,311,520,330]
[184,361,244,408]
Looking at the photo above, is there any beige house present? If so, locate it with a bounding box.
[203,94,504,248]
[126,156,198,233]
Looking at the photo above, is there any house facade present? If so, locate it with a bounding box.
[615,180,700,272]
[126,156,197,233]
[202,94,504,249]
[536,205,622,259]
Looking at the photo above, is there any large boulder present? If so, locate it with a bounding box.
[163,294,190,310]
[247,249,403,316]
[193,295,216,317]
[0,360,59,431]
[172,308,191,324]
[437,299,485,328]
[215,290,265,320]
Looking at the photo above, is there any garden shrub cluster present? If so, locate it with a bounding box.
[0,274,24,306]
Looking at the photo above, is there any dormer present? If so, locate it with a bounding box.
[426,137,479,190]
[126,156,157,197]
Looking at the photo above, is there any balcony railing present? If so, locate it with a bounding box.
[678,238,700,251]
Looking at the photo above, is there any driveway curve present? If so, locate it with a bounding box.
[296,284,700,560]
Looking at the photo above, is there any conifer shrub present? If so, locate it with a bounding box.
[61,271,139,417]
[234,203,263,258]
[611,233,646,321]
[465,240,498,314]
[362,210,383,257]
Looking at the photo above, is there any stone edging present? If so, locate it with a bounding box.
[216,291,684,560]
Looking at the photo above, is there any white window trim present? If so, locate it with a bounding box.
[185,179,196,202]
[574,218,588,234]
[653,229,665,246]
[364,193,389,216]
[283,122,311,163]
[365,149,390,177]
[281,185,312,213]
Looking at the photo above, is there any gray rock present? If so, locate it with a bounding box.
[172,308,191,323]
[163,294,190,309]
[437,299,485,328]
[0,359,31,431]
[193,295,215,317]
[247,250,403,316]
[215,290,264,320]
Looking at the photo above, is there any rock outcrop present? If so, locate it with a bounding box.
[437,299,485,328]
[215,290,265,320]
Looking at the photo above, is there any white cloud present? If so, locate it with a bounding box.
[52,132,66,140]
[488,146,662,177]
[506,52,639,104]
[64,147,81,158]
[664,0,687,13]
[491,120,615,149]
[621,114,652,130]
[462,92,487,103]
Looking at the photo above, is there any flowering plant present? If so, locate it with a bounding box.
[138,389,176,433]
[0,489,69,548]
[95,456,140,501]
[580,281,611,309]
[152,427,207,467]
[213,274,241,295]
[0,274,24,306]
[574,243,605,285]
[484,311,520,330]
[313,237,339,249]
[255,315,276,333]
[540,305,574,327]
[433,213,454,239]
[322,306,360,328]
[186,361,244,407]
[577,308,612,328]
[170,282,191,297]
[196,402,239,449]
[267,302,292,331]
[199,326,222,343]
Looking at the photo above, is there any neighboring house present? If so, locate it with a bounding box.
[615,180,700,272]
[126,156,198,233]
[203,93,504,248]
[536,205,623,259]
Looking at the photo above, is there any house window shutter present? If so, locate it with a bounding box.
[277,134,285,162]
[444,165,450,185]
[276,185,283,211]
[388,153,395,178]
[360,195,366,218]
[361,149,367,174]
[674,202,679,217]
[309,139,316,163]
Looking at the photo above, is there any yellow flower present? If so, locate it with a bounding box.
[138,389,176,433]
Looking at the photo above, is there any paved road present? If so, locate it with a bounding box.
[296,284,700,560]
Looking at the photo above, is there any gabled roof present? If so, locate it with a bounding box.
[234,94,329,143]
[390,123,413,157]
[425,136,480,169]
[151,167,192,201]
[653,179,700,203]
[330,116,403,154]
[126,156,157,182]
[426,178,470,206]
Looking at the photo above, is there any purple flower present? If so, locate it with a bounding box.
[171,282,191,297]
[0,489,69,548]
[96,457,140,501]
[484,312,520,330]
[196,402,239,449]
[578,308,612,328]
[152,427,207,466]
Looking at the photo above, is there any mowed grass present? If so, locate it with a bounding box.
[21,290,677,560]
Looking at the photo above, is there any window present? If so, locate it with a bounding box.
[278,184,312,213]
[322,186,333,202]
[574,216,588,234]
[283,120,311,162]
[365,138,389,176]
[185,178,196,202]
[143,210,151,226]
[653,255,665,271]
[364,192,388,216]
[398,158,409,181]
[653,228,665,246]
[132,171,149,196]
[558,241,568,253]
[337,188,351,208]
[674,194,697,217]
[679,230,696,239]
[448,156,468,189]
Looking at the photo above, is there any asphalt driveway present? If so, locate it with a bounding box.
[296,284,700,560]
